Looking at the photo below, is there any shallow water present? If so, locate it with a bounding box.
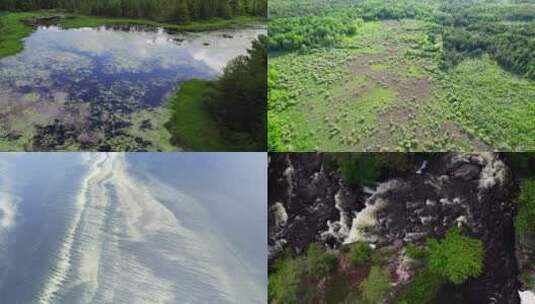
[0,153,267,303]
[0,25,265,151]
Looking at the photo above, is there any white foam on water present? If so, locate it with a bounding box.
[118,166,264,304]
[321,188,358,243]
[477,152,508,190]
[451,153,507,191]
[520,290,535,303]
[38,152,110,304]
[345,180,401,244]
[38,153,262,304]
[271,202,288,228]
[345,198,387,244]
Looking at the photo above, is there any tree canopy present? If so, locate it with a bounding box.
[360,266,391,304]
[516,178,535,236]
[0,0,266,22]
[205,34,267,150]
[305,243,337,278]
[427,228,484,284]
[269,0,535,79]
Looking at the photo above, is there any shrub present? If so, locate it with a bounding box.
[332,153,418,185]
[519,271,535,289]
[427,228,484,284]
[268,255,306,304]
[335,153,386,185]
[516,179,535,236]
[268,113,287,151]
[405,243,429,261]
[398,268,443,304]
[507,153,535,178]
[306,243,338,279]
[360,266,391,304]
[349,241,372,265]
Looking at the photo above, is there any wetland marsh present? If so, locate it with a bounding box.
[0,22,265,151]
[268,0,535,152]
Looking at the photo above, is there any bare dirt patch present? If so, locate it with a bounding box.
[346,50,489,150]
[348,51,436,149]
[441,121,490,150]
[349,53,432,102]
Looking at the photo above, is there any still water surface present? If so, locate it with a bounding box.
[0,153,266,303]
[0,25,265,151]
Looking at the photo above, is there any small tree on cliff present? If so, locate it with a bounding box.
[306,243,337,279]
[349,241,372,265]
[360,266,391,303]
[268,254,305,304]
[427,228,484,284]
[516,178,535,236]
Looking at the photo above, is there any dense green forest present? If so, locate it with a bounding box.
[269,0,534,78]
[268,16,360,51]
[0,0,266,22]
[206,34,267,149]
[168,35,267,151]
[269,0,535,151]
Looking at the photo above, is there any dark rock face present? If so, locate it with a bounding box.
[268,153,520,304]
[268,153,362,260]
[367,154,519,304]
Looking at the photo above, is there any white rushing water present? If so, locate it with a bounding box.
[520,290,535,303]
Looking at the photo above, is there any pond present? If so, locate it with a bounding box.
[0,25,265,151]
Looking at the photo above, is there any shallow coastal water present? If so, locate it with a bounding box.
[0,25,265,151]
[0,153,266,303]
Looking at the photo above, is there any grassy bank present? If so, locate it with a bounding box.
[0,12,37,59]
[0,10,263,60]
[58,14,262,31]
[166,80,230,151]
[166,80,257,151]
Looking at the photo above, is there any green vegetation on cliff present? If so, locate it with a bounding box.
[360,266,391,304]
[350,241,373,265]
[428,228,484,284]
[268,254,306,304]
[516,178,535,236]
[306,244,337,279]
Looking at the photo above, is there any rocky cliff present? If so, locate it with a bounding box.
[268,153,520,304]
